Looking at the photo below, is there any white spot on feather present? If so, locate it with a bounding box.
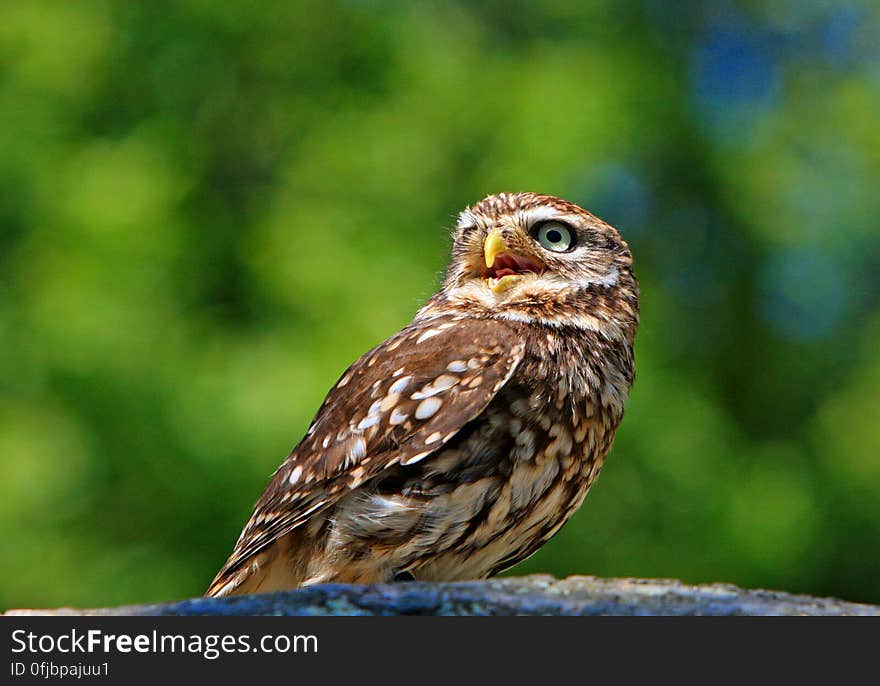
[425,431,443,444]
[357,415,379,430]
[415,397,443,419]
[380,393,400,411]
[432,374,459,391]
[390,408,409,425]
[288,465,303,485]
[574,268,619,289]
[347,437,367,464]
[402,450,432,466]
[411,374,458,400]
[389,376,412,394]
[416,328,442,344]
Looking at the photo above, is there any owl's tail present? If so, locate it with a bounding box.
[205,554,266,597]
[206,533,315,597]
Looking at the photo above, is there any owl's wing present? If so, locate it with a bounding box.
[208,316,523,593]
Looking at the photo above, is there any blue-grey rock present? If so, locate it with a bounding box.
[6,575,879,616]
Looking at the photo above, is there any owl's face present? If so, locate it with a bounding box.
[436,192,638,334]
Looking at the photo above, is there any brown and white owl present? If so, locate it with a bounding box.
[207,192,639,597]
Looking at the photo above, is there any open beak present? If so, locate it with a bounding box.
[484,228,508,269]
[482,228,545,293]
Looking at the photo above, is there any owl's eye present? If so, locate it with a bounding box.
[534,222,575,252]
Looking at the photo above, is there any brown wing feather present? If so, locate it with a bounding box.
[208,315,523,593]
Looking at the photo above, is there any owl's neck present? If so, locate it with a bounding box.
[507,323,631,419]
[415,299,636,419]
[417,280,638,349]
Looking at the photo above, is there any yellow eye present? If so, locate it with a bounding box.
[535,222,575,252]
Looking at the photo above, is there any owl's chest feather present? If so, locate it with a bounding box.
[330,322,632,580]
[466,331,630,558]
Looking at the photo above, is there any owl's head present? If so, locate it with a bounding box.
[429,192,638,340]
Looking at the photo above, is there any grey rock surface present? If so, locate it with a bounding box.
[7,575,879,616]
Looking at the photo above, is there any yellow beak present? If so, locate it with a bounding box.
[483,228,508,268]
[483,228,522,293]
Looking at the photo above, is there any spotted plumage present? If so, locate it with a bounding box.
[207,192,639,597]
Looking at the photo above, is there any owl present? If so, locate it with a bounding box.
[206,192,639,597]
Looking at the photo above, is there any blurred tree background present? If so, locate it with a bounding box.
[1,0,879,610]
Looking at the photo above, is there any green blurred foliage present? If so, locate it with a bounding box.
[1,1,879,608]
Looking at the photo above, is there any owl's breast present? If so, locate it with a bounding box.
[329,370,622,582]
[328,324,630,582]
[385,381,618,581]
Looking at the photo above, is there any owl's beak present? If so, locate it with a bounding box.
[484,229,508,269]
[482,228,544,293]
